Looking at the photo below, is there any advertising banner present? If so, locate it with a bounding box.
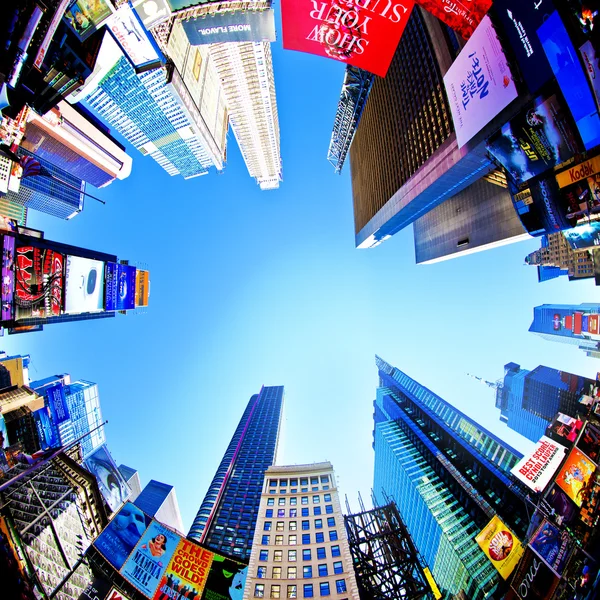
[487,94,581,186]
[183,9,276,46]
[78,577,113,600]
[1,235,15,321]
[443,15,517,148]
[555,447,596,508]
[280,0,415,78]
[580,41,600,111]
[152,538,214,600]
[510,436,567,493]
[529,519,573,576]
[33,406,59,450]
[45,382,70,425]
[132,0,172,30]
[117,264,136,311]
[105,262,118,311]
[545,413,582,445]
[544,484,578,525]
[509,548,560,600]
[94,502,152,570]
[135,270,149,307]
[576,423,600,464]
[64,0,115,41]
[563,222,600,250]
[204,554,248,600]
[64,256,105,314]
[416,0,492,39]
[85,445,132,513]
[121,520,180,596]
[0,413,8,450]
[14,246,64,320]
[475,516,524,579]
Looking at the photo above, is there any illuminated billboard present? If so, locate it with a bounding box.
[135,270,149,307]
[132,0,172,29]
[183,9,276,45]
[85,445,132,513]
[475,516,523,580]
[443,15,517,148]
[117,264,136,310]
[45,382,70,426]
[280,0,415,77]
[64,256,105,314]
[509,549,559,600]
[510,436,567,493]
[1,235,15,321]
[563,222,600,250]
[105,262,118,311]
[416,0,491,39]
[64,0,115,41]
[554,447,596,508]
[529,518,573,576]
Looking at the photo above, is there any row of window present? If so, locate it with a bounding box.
[264,517,335,531]
[267,495,332,507]
[257,562,344,579]
[259,545,341,562]
[254,580,347,598]
[266,505,334,519]
[269,476,329,487]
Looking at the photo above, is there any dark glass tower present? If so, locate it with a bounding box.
[188,385,284,561]
[373,356,529,599]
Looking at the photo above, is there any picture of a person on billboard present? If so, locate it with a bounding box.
[141,533,167,558]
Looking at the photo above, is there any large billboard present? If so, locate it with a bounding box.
[443,15,517,148]
[132,0,172,30]
[416,0,491,39]
[510,436,567,493]
[64,256,105,314]
[1,234,15,321]
[135,270,149,307]
[84,445,132,513]
[529,518,573,577]
[183,10,276,45]
[45,382,70,425]
[280,0,415,77]
[105,262,118,311]
[117,264,136,310]
[554,447,596,508]
[14,246,64,320]
[563,222,600,250]
[509,548,559,600]
[475,516,524,580]
[64,0,115,41]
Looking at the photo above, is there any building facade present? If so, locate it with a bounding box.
[243,462,359,600]
[188,385,284,560]
[134,479,184,533]
[373,356,528,599]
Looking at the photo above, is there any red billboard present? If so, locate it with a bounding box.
[280,0,415,77]
[416,0,492,39]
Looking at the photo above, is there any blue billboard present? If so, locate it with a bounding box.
[46,383,70,425]
[117,264,136,311]
[105,262,118,311]
[33,407,59,450]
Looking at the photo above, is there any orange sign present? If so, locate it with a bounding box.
[475,516,524,580]
[135,270,149,307]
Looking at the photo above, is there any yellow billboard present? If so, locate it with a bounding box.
[475,516,524,580]
[135,270,149,307]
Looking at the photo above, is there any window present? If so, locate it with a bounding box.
[324,494,331,502]
[301,497,308,505]
[288,550,297,561]
[261,535,270,545]
[287,584,297,599]
[318,564,328,577]
[274,550,283,562]
[289,535,297,545]
[267,498,275,506]
[320,476,328,483]
[303,566,313,578]
[257,566,267,579]
[303,584,313,598]
[314,519,322,529]
[302,534,310,545]
[276,522,285,531]
[275,535,284,545]
[311,477,319,485]
[288,566,297,579]
[331,545,340,557]
[279,498,286,506]
[291,479,298,487]
[290,497,297,505]
[312,496,320,504]
[264,522,272,531]
[259,550,268,561]
[316,548,326,560]
[329,531,338,541]
[319,582,330,597]
[280,479,288,487]
[302,521,310,530]
[290,509,297,518]
[333,561,343,574]
[301,508,309,517]
[302,549,311,561]
[266,509,273,518]
[290,521,297,531]
[315,533,324,543]
[327,518,335,527]
[335,580,346,594]
[325,505,333,514]
[313,507,321,516]
[270,480,278,487]
[271,584,281,598]
[278,510,286,518]
[272,567,282,579]
[300,478,308,486]
[255,584,265,598]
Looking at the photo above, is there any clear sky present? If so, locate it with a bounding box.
[1,30,597,531]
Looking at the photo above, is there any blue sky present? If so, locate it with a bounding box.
[2,35,597,531]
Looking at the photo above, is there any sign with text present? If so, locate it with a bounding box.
[510,436,567,493]
[475,516,524,580]
[509,549,559,600]
[443,15,517,148]
[417,0,492,39]
[529,518,573,576]
[45,382,70,425]
[555,447,597,508]
[563,222,600,250]
[105,262,118,311]
[116,264,136,311]
[135,270,149,307]
[280,0,415,77]
[64,0,115,42]
[64,256,105,314]
[1,235,15,321]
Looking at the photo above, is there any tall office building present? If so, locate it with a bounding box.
[243,462,359,600]
[529,304,600,359]
[134,479,184,534]
[373,356,528,599]
[188,385,284,560]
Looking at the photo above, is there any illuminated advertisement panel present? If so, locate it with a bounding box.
[577,423,600,464]
[117,264,136,310]
[33,406,59,450]
[510,436,567,493]
[135,270,149,307]
[555,447,596,507]
[280,0,415,77]
[14,246,64,320]
[105,262,118,311]
[529,519,573,576]
[545,413,582,445]
[1,235,15,321]
[85,445,132,513]
[544,483,578,525]
[580,41,600,111]
[64,256,105,314]
[563,222,600,250]
[132,0,172,30]
[203,553,248,599]
[416,0,492,39]
[509,549,559,600]
[45,382,70,425]
[64,0,115,41]
[183,10,276,45]
[443,15,517,148]
[475,516,524,579]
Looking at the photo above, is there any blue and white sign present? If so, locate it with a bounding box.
[46,383,70,425]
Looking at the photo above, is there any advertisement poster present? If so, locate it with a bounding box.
[529,519,573,576]
[135,270,149,307]
[563,222,600,250]
[2,235,15,321]
[510,436,567,493]
[117,264,136,311]
[64,256,105,314]
[84,445,132,513]
[576,423,600,464]
[555,447,597,507]
[183,9,276,46]
[0,413,8,449]
[121,520,180,596]
[487,94,581,185]
[105,262,118,311]
[545,413,582,445]
[94,502,151,570]
[45,383,70,425]
[580,41,600,111]
[15,246,64,320]
[153,538,214,600]
[544,484,578,525]
[475,516,524,579]
[78,577,113,600]
[132,0,172,30]
[203,553,248,600]
[64,0,115,41]
[280,0,415,77]
[509,548,559,600]
[33,406,59,450]
[443,15,517,148]
[416,0,492,39]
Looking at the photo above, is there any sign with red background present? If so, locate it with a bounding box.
[416,0,492,39]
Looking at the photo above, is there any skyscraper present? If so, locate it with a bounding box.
[529,304,600,359]
[373,356,528,599]
[134,479,184,533]
[188,385,284,560]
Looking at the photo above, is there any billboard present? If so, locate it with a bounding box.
[510,436,567,493]
[0,413,8,450]
[135,270,149,307]
[94,502,152,570]
[117,264,136,310]
[105,262,118,311]
[545,413,582,445]
[203,553,248,600]
[509,548,559,600]
[528,518,573,577]
[563,222,600,250]
[14,246,64,320]
[33,406,59,450]
[576,422,600,464]
[84,445,132,513]
[45,382,70,425]
[280,0,415,77]
[182,10,276,46]
[580,41,600,111]
[132,0,172,30]
[544,483,578,525]
[416,0,491,39]
[64,0,115,41]
[554,447,596,508]
[443,15,517,148]
[1,235,15,321]
[64,256,105,314]
[475,516,524,579]
[121,520,180,596]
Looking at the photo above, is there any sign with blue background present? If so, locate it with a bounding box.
[105,262,118,311]
[117,264,136,310]
[46,383,70,425]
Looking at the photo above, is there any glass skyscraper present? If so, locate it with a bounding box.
[188,385,284,561]
[373,356,528,599]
